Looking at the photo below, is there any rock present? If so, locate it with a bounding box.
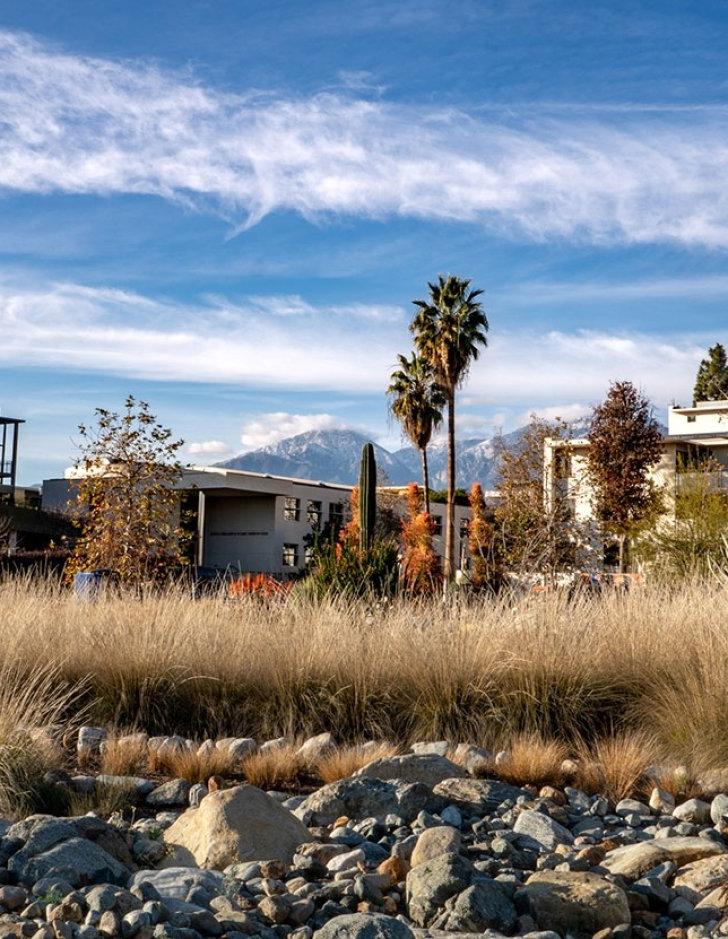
[452,744,491,776]
[431,778,529,814]
[162,784,309,869]
[410,742,449,757]
[226,739,257,761]
[711,794,728,828]
[78,727,107,757]
[433,881,517,933]
[355,755,465,788]
[188,785,207,809]
[405,852,472,927]
[650,788,676,814]
[615,798,651,817]
[517,871,630,939]
[697,768,728,796]
[145,781,191,808]
[296,734,336,765]
[17,838,129,887]
[674,800,711,825]
[312,913,415,937]
[513,811,574,850]
[602,837,726,880]
[297,779,419,826]
[410,827,461,868]
[260,738,288,753]
[96,777,154,798]
[673,856,728,902]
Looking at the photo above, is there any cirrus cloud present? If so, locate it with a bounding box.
[2,31,728,246]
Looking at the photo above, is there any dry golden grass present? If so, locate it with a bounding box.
[241,744,302,790]
[2,575,728,774]
[99,733,148,776]
[151,744,236,783]
[574,732,661,801]
[494,733,568,787]
[316,742,399,783]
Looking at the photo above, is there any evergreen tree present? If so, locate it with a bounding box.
[587,382,663,573]
[693,343,728,404]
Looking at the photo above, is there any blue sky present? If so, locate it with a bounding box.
[2,1,728,484]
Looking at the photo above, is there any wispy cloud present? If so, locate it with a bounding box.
[187,439,230,457]
[0,277,708,409]
[3,30,728,246]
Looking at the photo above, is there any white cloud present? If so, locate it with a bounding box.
[0,276,710,413]
[3,30,728,246]
[517,403,593,425]
[240,413,351,450]
[187,440,230,456]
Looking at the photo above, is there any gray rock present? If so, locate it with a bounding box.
[405,852,473,927]
[615,798,651,817]
[452,744,492,776]
[19,838,129,887]
[296,734,336,765]
[433,881,517,933]
[410,742,449,757]
[355,755,465,788]
[711,794,728,828]
[513,811,574,851]
[130,870,224,902]
[97,776,155,797]
[78,727,107,756]
[259,738,287,753]
[226,738,257,761]
[410,827,461,868]
[297,779,408,826]
[431,778,529,814]
[602,837,726,880]
[313,913,414,937]
[146,780,191,807]
[674,799,712,825]
[188,786,207,809]
[517,871,630,939]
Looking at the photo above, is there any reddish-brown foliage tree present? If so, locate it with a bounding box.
[468,483,498,589]
[401,483,441,594]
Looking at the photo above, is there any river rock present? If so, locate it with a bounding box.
[297,778,427,826]
[432,881,517,933]
[517,871,630,938]
[355,754,465,787]
[513,810,574,850]
[602,837,726,880]
[410,827,461,867]
[129,868,225,900]
[296,733,336,764]
[431,777,529,814]
[405,852,472,927]
[162,784,309,868]
[673,855,728,902]
[313,912,415,937]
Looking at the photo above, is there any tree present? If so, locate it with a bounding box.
[66,396,187,586]
[400,483,441,594]
[587,382,663,573]
[693,343,728,404]
[387,352,445,515]
[494,416,581,581]
[411,275,488,578]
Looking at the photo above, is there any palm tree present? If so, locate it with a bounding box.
[411,275,488,578]
[387,352,445,515]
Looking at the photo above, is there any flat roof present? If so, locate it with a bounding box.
[0,417,24,426]
[183,465,353,491]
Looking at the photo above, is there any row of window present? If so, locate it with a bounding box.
[283,496,344,526]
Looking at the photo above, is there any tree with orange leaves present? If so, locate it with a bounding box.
[468,483,500,589]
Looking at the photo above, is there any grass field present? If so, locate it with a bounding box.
[1,574,727,777]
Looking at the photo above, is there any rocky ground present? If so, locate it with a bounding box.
[2,731,728,938]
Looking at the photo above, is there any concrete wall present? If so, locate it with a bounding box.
[202,495,277,571]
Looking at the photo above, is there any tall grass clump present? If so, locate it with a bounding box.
[2,574,728,768]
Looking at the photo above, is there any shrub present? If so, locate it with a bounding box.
[316,743,399,783]
[401,484,441,595]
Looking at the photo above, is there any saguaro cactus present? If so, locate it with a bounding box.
[358,442,377,553]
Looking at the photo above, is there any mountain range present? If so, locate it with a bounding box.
[218,427,514,488]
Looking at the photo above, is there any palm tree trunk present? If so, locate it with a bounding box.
[445,394,456,580]
[421,447,431,516]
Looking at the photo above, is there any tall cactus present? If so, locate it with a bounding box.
[358,442,377,553]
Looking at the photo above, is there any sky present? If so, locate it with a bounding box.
[2,1,728,484]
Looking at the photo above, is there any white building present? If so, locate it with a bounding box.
[543,398,728,569]
[42,465,472,577]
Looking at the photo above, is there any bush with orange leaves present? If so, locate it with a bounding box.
[401,484,441,594]
[228,574,290,600]
[468,483,501,590]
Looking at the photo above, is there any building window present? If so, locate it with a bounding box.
[304,545,314,567]
[306,500,322,525]
[283,496,300,521]
[554,450,571,480]
[687,415,696,423]
[329,502,344,527]
[459,518,470,539]
[282,543,299,567]
[432,515,443,536]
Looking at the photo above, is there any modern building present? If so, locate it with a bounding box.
[543,398,728,569]
[43,465,473,577]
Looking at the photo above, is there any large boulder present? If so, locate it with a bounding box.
[355,754,465,787]
[517,871,630,938]
[297,778,429,826]
[431,778,528,814]
[162,784,309,869]
[673,855,728,902]
[602,837,726,880]
[432,881,517,933]
[129,868,225,900]
[405,852,472,927]
[313,913,414,937]
[18,838,129,887]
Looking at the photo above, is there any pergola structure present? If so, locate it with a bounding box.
[0,417,24,502]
